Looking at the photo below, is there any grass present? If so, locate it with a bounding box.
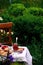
[11,62,25,65]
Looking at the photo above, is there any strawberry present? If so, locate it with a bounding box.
[2,45,8,50]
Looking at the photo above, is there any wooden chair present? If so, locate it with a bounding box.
[0,22,13,46]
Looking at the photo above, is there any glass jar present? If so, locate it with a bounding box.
[13,43,18,51]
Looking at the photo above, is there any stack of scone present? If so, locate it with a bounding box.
[0,44,9,56]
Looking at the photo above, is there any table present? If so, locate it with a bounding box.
[9,46,32,65]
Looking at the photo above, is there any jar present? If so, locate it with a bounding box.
[13,43,18,51]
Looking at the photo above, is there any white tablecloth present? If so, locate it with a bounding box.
[9,46,32,65]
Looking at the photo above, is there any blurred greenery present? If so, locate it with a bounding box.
[0,0,43,8]
[0,2,43,65]
[28,7,43,16]
[11,62,25,65]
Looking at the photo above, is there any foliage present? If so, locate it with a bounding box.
[11,62,25,65]
[0,4,43,65]
[8,3,26,17]
[1,3,27,22]
[0,0,43,9]
[0,0,10,9]
[28,43,42,65]
[1,4,43,45]
[28,7,43,16]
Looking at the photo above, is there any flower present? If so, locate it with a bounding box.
[11,32,14,35]
[7,32,9,35]
[8,55,14,62]
[0,29,3,33]
[0,17,3,21]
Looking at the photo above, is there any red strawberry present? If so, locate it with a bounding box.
[2,45,8,50]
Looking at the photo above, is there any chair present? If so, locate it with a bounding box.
[0,22,13,46]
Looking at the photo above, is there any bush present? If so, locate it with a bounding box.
[13,15,43,46]
[0,0,10,9]
[28,7,43,16]
[8,3,26,17]
[0,4,43,65]
[1,5,43,46]
[1,3,27,22]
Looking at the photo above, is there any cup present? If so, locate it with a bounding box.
[13,43,18,51]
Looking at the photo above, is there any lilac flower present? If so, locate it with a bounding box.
[8,55,14,62]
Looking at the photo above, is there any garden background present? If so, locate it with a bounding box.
[0,0,43,65]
